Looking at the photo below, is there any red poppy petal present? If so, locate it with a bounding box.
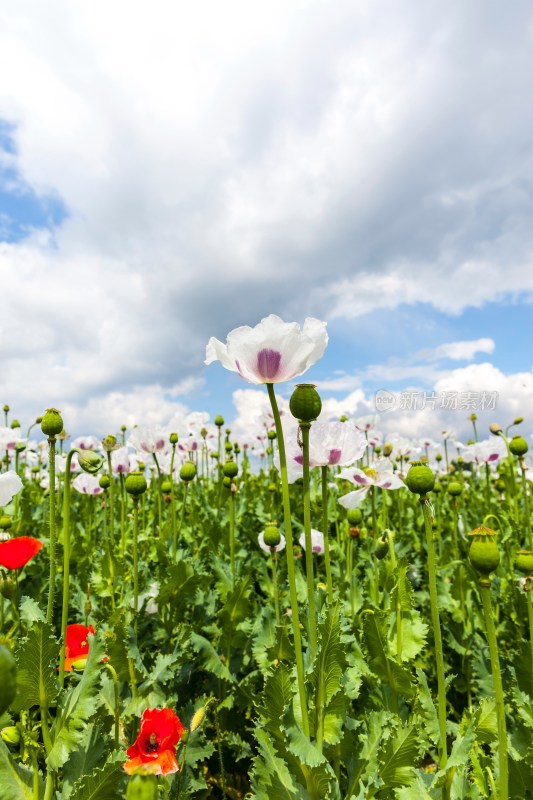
[0,537,43,570]
[153,748,179,775]
[65,624,94,657]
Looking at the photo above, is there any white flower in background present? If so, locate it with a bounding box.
[462,438,507,466]
[309,421,367,467]
[387,435,420,460]
[258,530,286,553]
[0,427,23,452]
[205,314,328,385]
[0,471,23,505]
[337,459,405,509]
[72,474,103,495]
[111,446,131,475]
[72,435,101,451]
[354,415,378,432]
[129,426,169,455]
[299,529,324,554]
[136,582,159,614]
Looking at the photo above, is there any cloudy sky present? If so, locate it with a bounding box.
[1,0,532,444]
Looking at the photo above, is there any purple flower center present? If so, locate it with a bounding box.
[328,448,342,465]
[256,348,282,380]
[294,454,304,465]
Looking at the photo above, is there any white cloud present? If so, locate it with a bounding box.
[426,338,495,361]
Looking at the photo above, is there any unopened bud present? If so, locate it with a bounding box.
[489,423,502,436]
[383,442,393,458]
[169,432,178,445]
[77,449,104,475]
[1,726,21,745]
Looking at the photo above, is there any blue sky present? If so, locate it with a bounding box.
[0,0,532,444]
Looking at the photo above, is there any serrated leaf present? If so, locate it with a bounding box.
[378,724,419,788]
[395,774,436,799]
[415,668,440,745]
[218,574,252,632]
[47,632,105,771]
[0,738,38,800]
[261,663,295,734]
[19,596,45,624]
[14,620,59,711]
[389,613,428,662]
[61,724,107,799]
[390,559,414,613]
[251,729,307,799]
[189,632,234,682]
[473,699,497,744]
[362,610,415,697]
[312,605,347,746]
[69,750,126,800]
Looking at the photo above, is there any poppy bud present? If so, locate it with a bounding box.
[494,479,505,492]
[375,533,389,560]
[0,516,12,530]
[515,551,533,575]
[405,463,435,496]
[340,415,348,422]
[267,430,277,440]
[180,462,197,482]
[102,434,119,452]
[267,482,277,493]
[383,442,393,457]
[0,579,15,598]
[374,445,382,455]
[448,481,463,497]
[169,432,178,445]
[222,476,232,489]
[266,447,272,456]
[99,474,110,490]
[126,774,159,800]
[433,482,442,494]
[468,526,500,581]
[510,436,528,457]
[41,408,63,437]
[1,725,20,745]
[514,417,524,425]
[224,442,233,453]
[289,384,322,423]
[159,479,171,495]
[2,405,8,413]
[10,420,20,429]
[489,423,502,436]
[77,450,104,475]
[125,472,148,497]
[71,657,88,671]
[223,460,238,479]
[214,416,224,427]
[263,525,281,548]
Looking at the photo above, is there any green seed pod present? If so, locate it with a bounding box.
[77,449,104,475]
[223,460,238,479]
[266,446,272,456]
[125,472,148,497]
[222,476,232,489]
[161,479,172,494]
[375,534,389,560]
[448,481,463,497]
[179,462,197,482]
[435,453,442,462]
[0,645,17,715]
[1,725,21,745]
[359,526,368,541]
[515,550,533,575]
[267,430,277,440]
[40,408,63,437]
[405,462,435,496]
[433,482,442,494]
[382,442,393,457]
[340,415,348,422]
[494,479,506,492]
[0,515,12,530]
[267,482,277,493]
[263,525,281,547]
[510,436,528,457]
[214,415,224,427]
[0,579,15,599]
[346,508,363,525]
[99,474,110,490]
[126,774,159,800]
[10,420,20,429]
[468,526,500,580]
[374,445,382,455]
[289,384,322,423]
[169,432,178,445]
[102,434,118,452]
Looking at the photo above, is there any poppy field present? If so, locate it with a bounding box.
[0,315,532,800]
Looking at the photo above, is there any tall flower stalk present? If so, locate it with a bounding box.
[41,409,64,625]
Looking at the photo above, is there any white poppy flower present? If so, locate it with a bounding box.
[0,471,23,506]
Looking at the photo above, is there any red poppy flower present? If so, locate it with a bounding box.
[123,708,184,775]
[0,537,43,569]
[64,624,95,672]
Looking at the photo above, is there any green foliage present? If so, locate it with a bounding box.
[14,619,59,711]
[0,739,37,800]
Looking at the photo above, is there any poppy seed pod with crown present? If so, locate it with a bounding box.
[223,460,238,479]
[448,481,463,497]
[289,384,322,423]
[263,524,281,548]
[468,526,500,581]
[41,408,63,437]
[179,462,197,482]
[510,436,528,457]
[515,550,533,575]
[125,472,147,497]
[405,462,435,496]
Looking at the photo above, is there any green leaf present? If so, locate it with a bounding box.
[68,750,126,800]
[251,729,307,800]
[378,724,419,788]
[261,663,295,735]
[389,613,428,662]
[311,605,347,746]
[189,632,234,682]
[415,668,440,745]
[218,574,252,631]
[61,724,107,799]
[47,631,105,771]
[0,738,38,800]
[362,611,415,698]
[14,620,59,711]
[395,774,437,799]
[19,596,45,624]
[473,699,497,744]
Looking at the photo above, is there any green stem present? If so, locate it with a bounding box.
[59,449,76,686]
[300,423,317,657]
[105,663,120,749]
[480,581,508,800]
[267,383,309,737]
[520,460,532,551]
[527,588,533,700]
[106,452,115,550]
[46,437,57,625]
[321,467,333,603]
[421,497,448,773]
[152,454,163,538]
[132,497,139,637]
[229,490,235,588]
[271,550,280,625]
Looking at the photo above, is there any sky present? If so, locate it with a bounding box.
[0,0,532,447]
